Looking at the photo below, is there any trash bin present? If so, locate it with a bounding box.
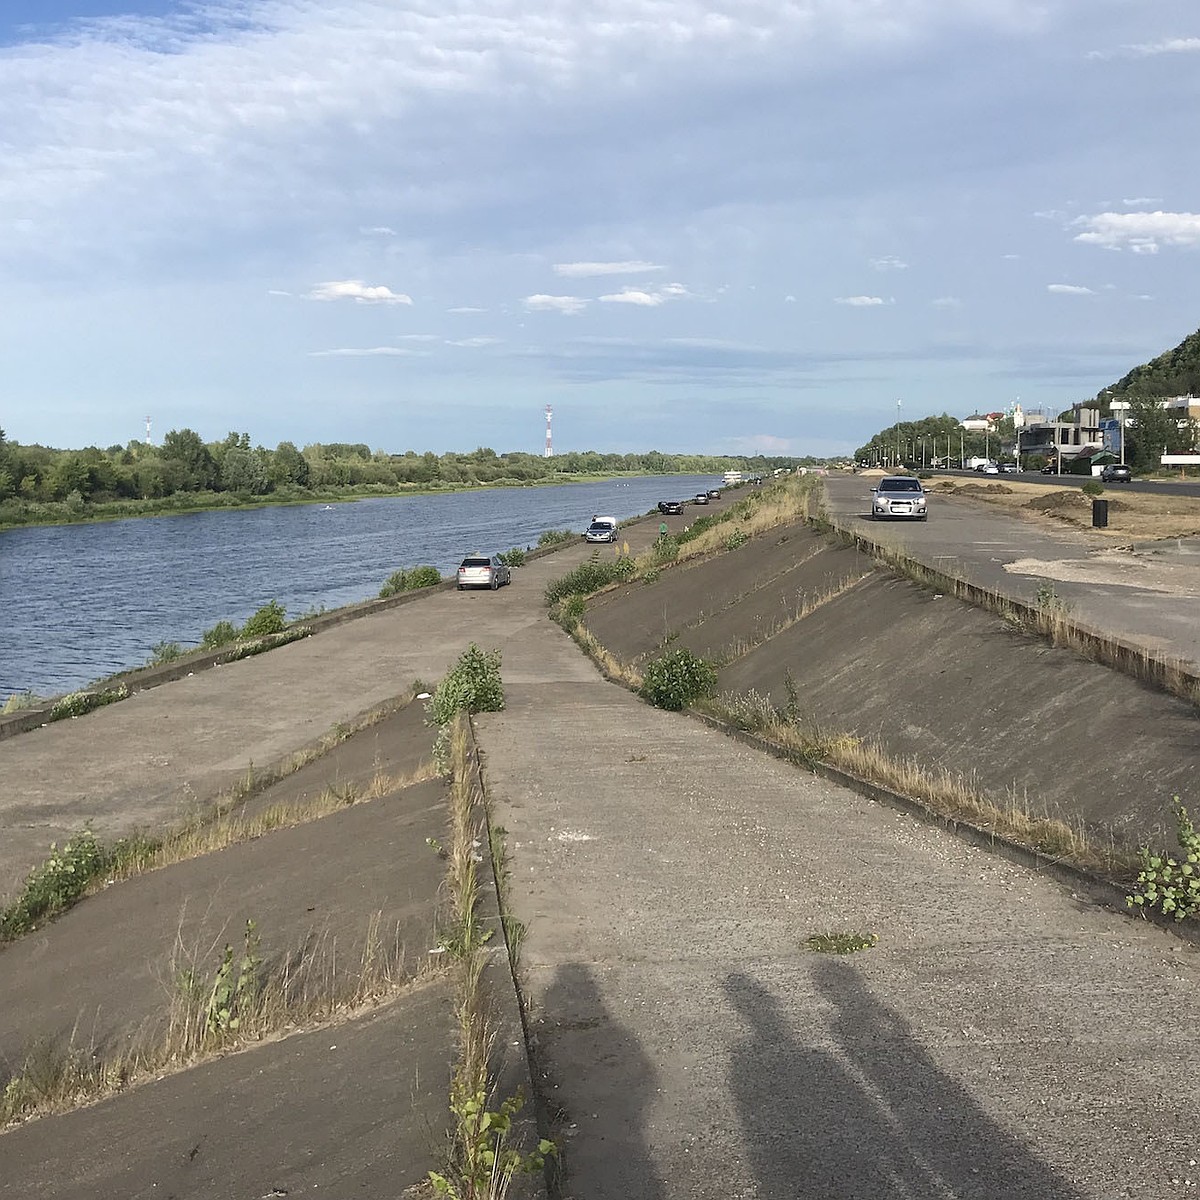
[1092,498,1108,529]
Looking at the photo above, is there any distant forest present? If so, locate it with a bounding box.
[0,427,806,527]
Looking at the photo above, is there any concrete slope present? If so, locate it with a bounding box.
[0,977,455,1200]
[717,569,1199,839]
[475,624,1200,1200]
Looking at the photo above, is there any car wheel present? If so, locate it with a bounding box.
[490,577,499,590]
[457,584,465,591]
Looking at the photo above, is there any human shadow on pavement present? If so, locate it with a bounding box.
[537,962,666,1200]
[725,964,1083,1199]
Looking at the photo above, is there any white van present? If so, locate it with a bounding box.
[584,516,619,543]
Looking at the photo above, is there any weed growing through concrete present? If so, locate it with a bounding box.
[536,528,574,547]
[148,640,184,665]
[48,683,129,722]
[0,829,110,938]
[806,932,879,954]
[432,717,554,1200]
[639,647,718,711]
[544,554,636,605]
[1127,800,1200,921]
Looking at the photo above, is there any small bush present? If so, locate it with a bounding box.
[149,640,184,665]
[1128,800,1200,921]
[639,648,718,711]
[1,691,40,715]
[380,565,442,597]
[1,830,109,939]
[428,644,505,727]
[1081,480,1104,497]
[497,547,527,567]
[724,529,749,551]
[537,528,574,547]
[545,556,634,604]
[48,685,128,722]
[241,601,288,638]
[554,594,587,630]
[200,620,239,650]
[650,534,680,564]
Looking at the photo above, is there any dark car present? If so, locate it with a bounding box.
[1100,464,1132,482]
[1041,462,1059,474]
[660,500,683,515]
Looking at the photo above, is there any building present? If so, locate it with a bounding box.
[1017,406,1103,463]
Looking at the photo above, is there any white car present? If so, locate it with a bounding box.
[457,554,511,590]
[870,476,928,521]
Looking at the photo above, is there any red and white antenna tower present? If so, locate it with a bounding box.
[544,404,554,457]
[145,415,152,445]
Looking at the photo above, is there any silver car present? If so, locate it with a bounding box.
[456,554,512,590]
[870,476,928,521]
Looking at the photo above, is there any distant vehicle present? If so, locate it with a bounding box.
[975,462,1000,475]
[707,489,722,499]
[1100,464,1132,483]
[660,500,683,515]
[457,554,511,591]
[1041,462,1059,475]
[585,517,619,543]
[693,492,709,505]
[998,463,1019,473]
[870,476,928,521]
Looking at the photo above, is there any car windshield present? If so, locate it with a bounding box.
[881,478,920,491]
[461,557,491,567]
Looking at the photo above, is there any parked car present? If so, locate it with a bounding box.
[693,492,709,505]
[975,462,1000,475]
[660,501,683,515]
[457,554,511,590]
[707,489,722,499]
[870,476,928,521]
[585,517,619,543]
[1100,464,1132,483]
[1041,462,1059,474]
[998,462,1019,473]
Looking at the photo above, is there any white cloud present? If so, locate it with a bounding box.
[448,306,487,314]
[397,333,439,342]
[835,295,886,306]
[306,280,413,304]
[308,346,427,356]
[1072,211,1200,253]
[600,288,664,306]
[1121,197,1161,208]
[784,295,796,303]
[870,255,908,271]
[446,336,503,347]
[524,294,588,315]
[360,225,397,236]
[554,261,664,277]
[1046,284,1094,295]
[1090,37,1200,60]
[932,296,962,308]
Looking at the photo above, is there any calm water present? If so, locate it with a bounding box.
[0,475,723,700]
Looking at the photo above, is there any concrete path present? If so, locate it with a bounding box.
[475,615,1200,1199]
[824,473,1200,667]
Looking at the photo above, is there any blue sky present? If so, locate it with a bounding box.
[2,1,1198,458]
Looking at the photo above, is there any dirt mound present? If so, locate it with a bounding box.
[1025,489,1089,511]
[955,482,1013,495]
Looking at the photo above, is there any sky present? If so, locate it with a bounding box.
[1,1,1198,458]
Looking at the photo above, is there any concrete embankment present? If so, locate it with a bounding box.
[584,520,1198,842]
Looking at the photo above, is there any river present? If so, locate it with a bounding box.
[0,474,726,700]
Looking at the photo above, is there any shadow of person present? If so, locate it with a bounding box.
[725,967,1083,1199]
[536,961,666,1200]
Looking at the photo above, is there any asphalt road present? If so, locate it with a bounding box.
[931,466,1200,498]
[824,473,1200,668]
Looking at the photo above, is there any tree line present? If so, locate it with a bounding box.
[0,427,802,517]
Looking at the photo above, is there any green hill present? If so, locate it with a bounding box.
[1099,326,1200,403]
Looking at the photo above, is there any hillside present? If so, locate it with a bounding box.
[1099,325,1200,402]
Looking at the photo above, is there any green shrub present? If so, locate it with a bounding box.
[428,644,505,727]
[639,648,718,711]
[149,640,184,666]
[200,620,239,650]
[545,556,634,604]
[1081,480,1104,497]
[48,685,128,722]
[497,547,527,567]
[537,528,574,547]
[1,830,109,939]
[724,529,749,550]
[1128,800,1200,921]
[380,565,442,597]
[241,600,287,638]
[650,534,680,564]
[554,594,587,630]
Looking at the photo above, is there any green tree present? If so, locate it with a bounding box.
[221,446,271,494]
[161,428,218,490]
[1126,396,1198,473]
[270,440,310,487]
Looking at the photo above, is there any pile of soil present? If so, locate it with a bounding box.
[955,482,1014,495]
[1025,490,1089,512]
